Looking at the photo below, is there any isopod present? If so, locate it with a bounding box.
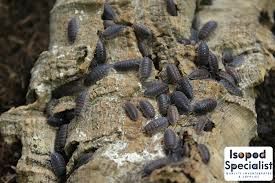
[47,116,66,127]
[137,40,151,57]
[101,24,125,40]
[208,52,219,75]
[102,2,117,21]
[164,129,178,151]
[143,158,170,176]
[144,82,169,97]
[74,152,94,170]
[171,91,191,113]
[113,58,141,72]
[192,98,217,114]
[124,102,139,121]
[198,20,217,40]
[139,100,155,119]
[197,41,209,66]
[74,89,89,117]
[217,70,236,85]
[166,0,178,16]
[197,144,210,164]
[178,38,191,45]
[95,38,106,64]
[103,20,116,29]
[176,76,193,99]
[139,57,153,81]
[157,94,170,115]
[54,124,68,153]
[166,64,181,83]
[68,17,79,44]
[222,48,233,64]
[84,64,111,86]
[132,24,152,40]
[188,68,210,80]
[190,29,199,44]
[144,117,169,135]
[50,152,66,177]
[52,78,85,99]
[225,66,241,84]
[220,79,243,96]
[167,105,179,126]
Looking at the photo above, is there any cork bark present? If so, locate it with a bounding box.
[1,0,275,182]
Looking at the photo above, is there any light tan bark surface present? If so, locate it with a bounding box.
[1,0,275,182]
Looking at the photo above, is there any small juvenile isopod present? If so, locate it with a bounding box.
[198,21,217,40]
[144,82,169,97]
[144,117,169,135]
[167,105,179,125]
[166,64,181,83]
[50,152,66,177]
[132,24,152,40]
[188,68,210,80]
[176,76,193,99]
[95,38,107,64]
[102,2,117,21]
[171,91,191,113]
[197,41,209,66]
[139,100,155,119]
[208,52,219,75]
[192,98,217,114]
[74,89,89,117]
[166,0,178,16]
[220,79,243,96]
[137,40,151,57]
[225,66,240,84]
[84,64,111,86]
[157,94,171,115]
[113,58,141,71]
[101,24,125,40]
[164,129,178,153]
[54,124,68,153]
[139,57,153,81]
[143,158,170,176]
[124,102,139,121]
[197,144,210,164]
[68,17,79,44]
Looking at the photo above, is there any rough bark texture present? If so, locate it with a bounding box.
[1,0,275,182]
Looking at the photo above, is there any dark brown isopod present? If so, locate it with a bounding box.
[75,90,89,117]
[164,129,178,151]
[132,24,152,40]
[84,64,111,86]
[176,76,193,99]
[208,52,219,75]
[220,79,243,96]
[52,78,85,99]
[166,0,178,16]
[225,66,241,84]
[137,40,151,57]
[198,20,217,40]
[124,102,139,121]
[102,2,117,21]
[47,116,66,127]
[103,20,116,29]
[188,68,211,80]
[167,105,179,125]
[192,98,217,114]
[157,94,170,115]
[68,17,79,44]
[113,58,141,72]
[139,57,153,81]
[144,82,169,98]
[166,64,181,83]
[95,38,106,64]
[217,70,236,85]
[101,24,125,40]
[50,152,66,177]
[197,144,210,164]
[171,91,190,113]
[139,100,155,119]
[197,41,209,66]
[222,48,234,64]
[143,158,170,176]
[54,124,68,153]
[144,117,169,135]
